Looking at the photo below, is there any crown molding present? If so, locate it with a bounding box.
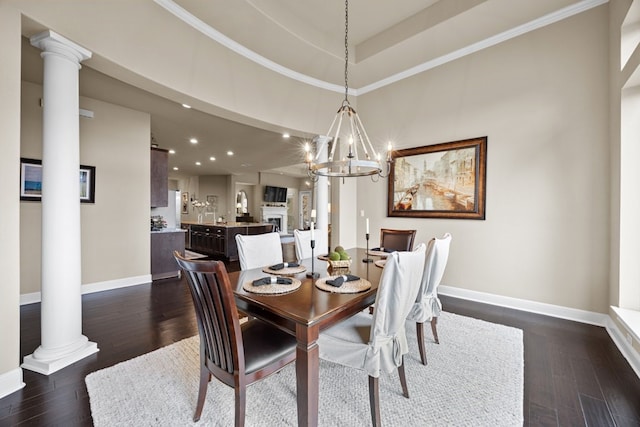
[153,0,350,95]
[155,0,607,96]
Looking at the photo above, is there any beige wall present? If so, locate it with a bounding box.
[20,82,151,294]
[0,2,23,391]
[357,6,610,313]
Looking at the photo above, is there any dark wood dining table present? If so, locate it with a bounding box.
[229,247,384,427]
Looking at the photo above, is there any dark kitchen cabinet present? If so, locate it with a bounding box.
[151,230,185,280]
[150,147,168,207]
[186,224,273,261]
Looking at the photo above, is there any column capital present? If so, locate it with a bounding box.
[30,30,92,65]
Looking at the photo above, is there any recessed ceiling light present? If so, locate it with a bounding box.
[283,133,290,138]
[195,161,201,166]
[227,151,234,156]
[209,157,216,161]
[173,167,179,170]
[182,103,191,109]
[169,149,175,154]
[190,138,198,144]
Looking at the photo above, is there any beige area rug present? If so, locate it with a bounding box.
[86,312,523,426]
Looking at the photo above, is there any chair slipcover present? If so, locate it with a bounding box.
[407,233,452,323]
[293,229,326,261]
[318,243,426,377]
[235,232,283,270]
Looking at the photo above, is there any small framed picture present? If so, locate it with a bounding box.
[20,157,96,203]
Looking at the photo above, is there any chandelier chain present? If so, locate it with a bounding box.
[344,0,349,102]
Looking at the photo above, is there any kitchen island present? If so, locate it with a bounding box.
[151,228,187,280]
[181,222,274,261]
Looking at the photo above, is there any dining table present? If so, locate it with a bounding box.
[229,247,385,427]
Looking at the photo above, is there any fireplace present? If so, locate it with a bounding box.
[266,217,281,232]
[261,206,288,234]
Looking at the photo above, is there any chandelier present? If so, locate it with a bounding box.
[305,0,393,180]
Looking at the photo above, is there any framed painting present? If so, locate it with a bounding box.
[79,164,96,203]
[181,192,189,214]
[299,190,312,229]
[206,195,218,207]
[20,158,96,203]
[387,136,487,220]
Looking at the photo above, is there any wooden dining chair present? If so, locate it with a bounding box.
[379,228,417,252]
[235,232,283,270]
[318,244,426,426]
[173,252,297,426]
[406,233,452,365]
[293,228,327,261]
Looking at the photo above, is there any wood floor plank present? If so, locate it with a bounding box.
[571,356,605,400]
[579,393,616,427]
[528,401,558,427]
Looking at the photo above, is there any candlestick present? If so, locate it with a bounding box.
[362,232,373,263]
[306,238,320,278]
[310,221,314,240]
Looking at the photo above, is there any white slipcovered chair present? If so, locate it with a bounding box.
[407,233,452,365]
[293,228,327,261]
[235,232,283,270]
[318,244,426,426]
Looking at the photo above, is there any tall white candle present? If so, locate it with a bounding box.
[310,221,315,240]
[366,218,369,234]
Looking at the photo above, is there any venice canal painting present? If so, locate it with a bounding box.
[387,137,487,220]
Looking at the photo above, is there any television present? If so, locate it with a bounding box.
[264,185,288,203]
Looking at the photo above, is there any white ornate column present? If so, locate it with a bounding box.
[22,30,98,375]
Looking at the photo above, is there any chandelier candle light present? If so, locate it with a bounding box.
[304,0,393,180]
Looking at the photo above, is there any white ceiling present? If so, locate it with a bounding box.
[21,0,604,178]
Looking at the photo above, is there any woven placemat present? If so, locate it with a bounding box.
[262,265,307,275]
[367,249,392,257]
[374,259,386,268]
[242,278,302,294]
[315,276,371,293]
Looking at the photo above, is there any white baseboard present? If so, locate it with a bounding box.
[606,316,640,378]
[439,285,640,378]
[19,274,152,305]
[439,285,609,326]
[0,368,25,399]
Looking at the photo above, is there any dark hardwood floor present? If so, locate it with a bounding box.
[1,266,639,426]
